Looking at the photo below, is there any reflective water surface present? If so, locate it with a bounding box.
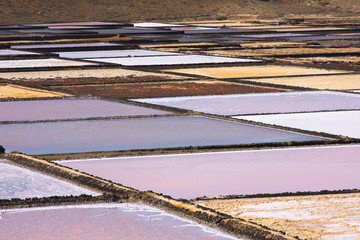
[56,49,180,59]
[0,204,240,240]
[58,145,360,199]
[86,55,259,66]
[0,99,170,121]
[134,91,360,115]
[0,116,323,154]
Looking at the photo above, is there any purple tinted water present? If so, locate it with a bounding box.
[134,91,360,115]
[11,43,121,49]
[85,55,259,66]
[0,99,170,121]
[0,116,323,154]
[59,145,360,199]
[0,204,239,240]
[56,49,180,59]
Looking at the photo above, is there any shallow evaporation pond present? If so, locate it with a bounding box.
[95,28,174,34]
[0,116,324,155]
[0,203,239,240]
[55,49,181,59]
[26,22,124,27]
[235,33,312,38]
[11,42,122,50]
[57,145,360,199]
[0,161,98,199]
[0,98,171,121]
[133,91,360,115]
[15,29,87,35]
[85,54,260,66]
[236,110,360,138]
[183,29,258,34]
[132,22,185,28]
[0,59,96,69]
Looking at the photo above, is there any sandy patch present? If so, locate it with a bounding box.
[0,68,187,80]
[0,84,70,99]
[196,193,360,240]
[242,74,360,90]
[165,65,346,79]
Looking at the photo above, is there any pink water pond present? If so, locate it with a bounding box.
[0,204,239,240]
[58,145,360,199]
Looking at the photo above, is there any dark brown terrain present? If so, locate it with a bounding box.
[1,0,360,25]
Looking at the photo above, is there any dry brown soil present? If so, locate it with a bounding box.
[1,0,360,25]
[48,80,285,99]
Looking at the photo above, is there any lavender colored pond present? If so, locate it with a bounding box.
[0,204,239,240]
[0,116,323,155]
[0,160,98,199]
[133,91,360,115]
[85,55,259,66]
[0,99,171,122]
[133,22,185,28]
[58,145,360,199]
[235,33,312,38]
[56,49,180,59]
[11,42,121,50]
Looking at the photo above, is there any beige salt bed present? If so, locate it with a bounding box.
[0,68,188,80]
[196,193,360,240]
[0,84,70,99]
[204,47,360,58]
[273,27,349,32]
[165,65,346,79]
[153,42,307,50]
[278,56,360,65]
[239,42,307,48]
[242,74,360,90]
